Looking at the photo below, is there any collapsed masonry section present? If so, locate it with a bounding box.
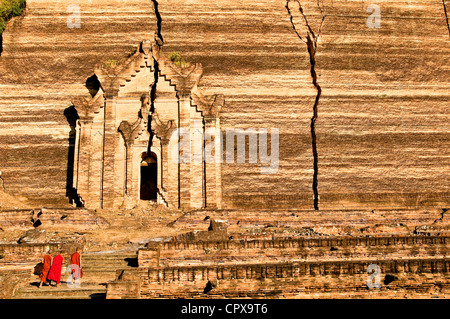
[72,39,224,210]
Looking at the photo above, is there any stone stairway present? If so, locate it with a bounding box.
[13,251,138,299]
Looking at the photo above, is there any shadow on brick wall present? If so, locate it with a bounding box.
[64,104,81,207]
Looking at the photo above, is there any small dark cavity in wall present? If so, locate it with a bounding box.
[125,257,139,267]
[203,280,217,294]
[86,74,101,97]
[32,219,42,228]
[384,274,398,285]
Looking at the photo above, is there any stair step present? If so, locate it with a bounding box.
[10,251,140,299]
[83,255,136,259]
[14,283,107,299]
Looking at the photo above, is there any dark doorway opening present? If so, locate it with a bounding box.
[140,152,157,200]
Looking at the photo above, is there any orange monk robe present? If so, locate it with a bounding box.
[40,254,52,283]
[47,254,63,284]
[70,252,82,279]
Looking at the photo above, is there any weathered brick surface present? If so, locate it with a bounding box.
[0,0,449,299]
[106,280,140,299]
[103,234,450,298]
[0,268,32,298]
[170,230,229,243]
[0,0,448,209]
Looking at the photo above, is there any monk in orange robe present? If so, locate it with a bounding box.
[70,247,82,282]
[47,251,64,287]
[38,251,52,288]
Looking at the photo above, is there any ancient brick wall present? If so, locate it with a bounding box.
[102,234,450,298]
[0,0,448,209]
[0,268,31,298]
[0,0,155,206]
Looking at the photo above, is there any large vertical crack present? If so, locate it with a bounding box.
[149,0,170,205]
[148,0,161,176]
[150,0,163,127]
[152,0,164,45]
[150,48,160,114]
[443,0,450,36]
[307,36,320,211]
[286,0,327,210]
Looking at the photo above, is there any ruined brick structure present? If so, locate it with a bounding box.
[72,39,223,210]
[0,0,449,300]
[106,231,450,299]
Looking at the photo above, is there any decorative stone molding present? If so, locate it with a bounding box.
[72,38,223,209]
[71,90,104,122]
[118,94,151,146]
[151,111,176,145]
[191,86,224,118]
[159,59,203,98]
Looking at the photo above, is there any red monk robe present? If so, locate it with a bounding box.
[40,254,52,283]
[70,251,82,279]
[47,254,63,285]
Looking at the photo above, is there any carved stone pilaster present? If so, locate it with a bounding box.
[151,112,177,192]
[190,87,224,209]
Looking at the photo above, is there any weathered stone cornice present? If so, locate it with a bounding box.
[72,89,104,120]
[158,56,203,98]
[94,39,160,98]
